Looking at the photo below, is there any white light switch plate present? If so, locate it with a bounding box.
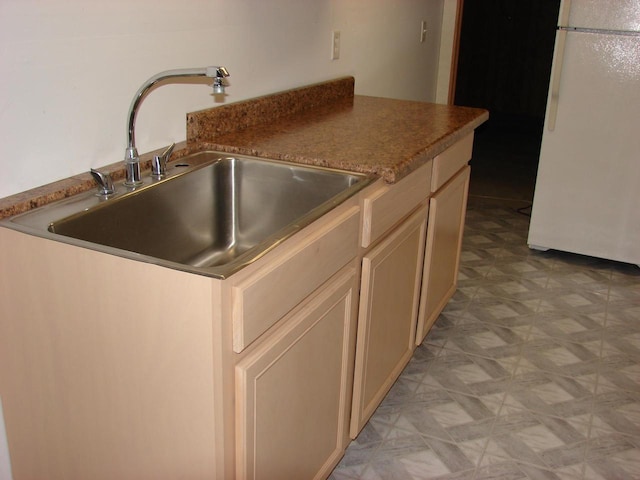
[420,20,427,42]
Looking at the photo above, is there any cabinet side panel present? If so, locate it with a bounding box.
[0,228,217,480]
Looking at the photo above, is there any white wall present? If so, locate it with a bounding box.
[331,0,444,102]
[0,0,444,199]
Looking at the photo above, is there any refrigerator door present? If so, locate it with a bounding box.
[565,0,640,31]
[528,30,640,265]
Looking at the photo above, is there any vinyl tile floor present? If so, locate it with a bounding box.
[329,200,640,480]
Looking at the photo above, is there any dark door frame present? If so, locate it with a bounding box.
[448,0,464,105]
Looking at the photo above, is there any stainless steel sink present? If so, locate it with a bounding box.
[4,152,374,278]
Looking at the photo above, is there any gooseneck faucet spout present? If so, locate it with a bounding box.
[124,66,230,186]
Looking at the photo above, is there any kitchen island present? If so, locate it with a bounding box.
[0,77,487,479]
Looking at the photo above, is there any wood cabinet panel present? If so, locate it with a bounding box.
[416,166,470,345]
[361,161,432,248]
[350,206,427,437]
[235,267,357,480]
[231,204,359,353]
[431,133,473,192]
[0,228,219,480]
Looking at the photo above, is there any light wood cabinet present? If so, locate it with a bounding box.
[229,205,360,353]
[349,134,473,439]
[350,206,428,437]
[0,227,221,480]
[0,132,478,479]
[361,161,432,248]
[228,197,361,479]
[0,196,362,480]
[235,267,358,480]
[416,165,471,344]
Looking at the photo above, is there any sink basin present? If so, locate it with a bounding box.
[4,152,374,278]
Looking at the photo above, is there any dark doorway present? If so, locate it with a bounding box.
[454,0,560,207]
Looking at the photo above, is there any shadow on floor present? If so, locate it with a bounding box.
[468,113,542,210]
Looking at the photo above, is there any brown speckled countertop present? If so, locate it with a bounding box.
[187,77,488,183]
[0,77,487,220]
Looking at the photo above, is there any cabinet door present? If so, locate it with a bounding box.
[235,267,357,480]
[416,166,470,345]
[350,206,427,437]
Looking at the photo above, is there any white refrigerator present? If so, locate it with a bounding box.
[528,0,640,265]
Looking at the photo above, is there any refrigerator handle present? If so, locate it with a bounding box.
[547,27,568,132]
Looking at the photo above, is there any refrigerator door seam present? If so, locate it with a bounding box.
[546,29,568,132]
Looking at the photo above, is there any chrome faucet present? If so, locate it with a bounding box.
[151,142,175,180]
[123,66,230,186]
[90,168,115,196]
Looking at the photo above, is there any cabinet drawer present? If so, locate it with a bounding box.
[431,133,473,192]
[361,160,432,248]
[231,204,360,353]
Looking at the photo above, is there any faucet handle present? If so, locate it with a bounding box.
[90,168,115,196]
[151,142,175,179]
